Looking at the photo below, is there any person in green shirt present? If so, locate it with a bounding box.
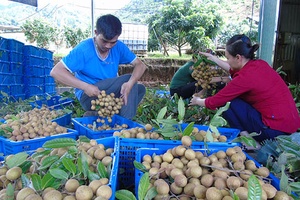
[170,61,197,99]
[169,59,230,99]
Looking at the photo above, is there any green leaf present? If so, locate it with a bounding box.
[97,161,109,179]
[43,138,77,148]
[215,102,230,116]
[6,152,29,168]
[62,157,77,176]
[134,160,148,173]
[31,174,43,191]
[79,152,89,178]
[177,98,185,121]
[41,173,56,189]
[19,161,32,174]
[21,174,31,188]
[5,183,14,200]
[182,122,194,136]
[67,146,78,155]
[247,174,262,200]
[205,130,214,142]
[115,189,137,200]
[209,125,220,136]
[49,168,69,180]
[31,149,51,160]
[144,187,158,200]
[77,157,83,174]
[138,172,150,200]
[210,116,227,127]
[156,106,167,120]
[88,170,101,181]
[193,57,203,67]
[160,129,177,138]
[38,155,59,170]
[232,192,240,200]
[232,136,257,147]
[280,166,289,193]
[156,118,178,125]
[289,182,300,192]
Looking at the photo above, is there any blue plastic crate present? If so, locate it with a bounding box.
[179,123,240,142]
[45,83,56,94]
[25,84,45,98]
[24,76,45,85]
[0,128,78,156]
[23,45,43,56]
[10,84,24,95]
[118,137,239,189]
[30,95,74,110]
[8,39,24,52]
[9,51,23,63]
[0,61,10,73]
[44,67,52,77]
[45,76,55,84]
[10,75,23,84]
[52,112,72,126]
[72,115,144,138]
[0,84,10,97]
[10,62,23,75]
[40,48,53,59]
[0,49,9,62]
[24,63,45,76]
[135,147,281,198]
[0,73,11,84]
[45,59,54,68]
[10,94,26,101]
[95,137,120,200]
[155,90,170,98]
[0,37,9,49]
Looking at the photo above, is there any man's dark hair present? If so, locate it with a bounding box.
[96,14,122,40]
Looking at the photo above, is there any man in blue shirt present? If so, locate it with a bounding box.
[50,14,147,119]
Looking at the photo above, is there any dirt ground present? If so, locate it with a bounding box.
[119,58,187,87]
[54,57,188,88]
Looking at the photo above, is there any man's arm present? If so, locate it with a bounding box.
[127,58,147,85]
[50,61,100,97]
[120,58,147,104]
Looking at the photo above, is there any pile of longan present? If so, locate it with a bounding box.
[0,139,114,200]
[140,140,291,200]
[191,61,227,89]
[90,90,123,119]
[0,107,68,141]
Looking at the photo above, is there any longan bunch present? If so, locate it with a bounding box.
[91,90,123,119]
[191,62,227,89]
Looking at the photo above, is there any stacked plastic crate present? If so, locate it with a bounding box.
[42,48,56,95]
[23,45,56,98]
[9,39,25,100]
[0,36,10,99]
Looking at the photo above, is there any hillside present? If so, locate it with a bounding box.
[0,0,260,30]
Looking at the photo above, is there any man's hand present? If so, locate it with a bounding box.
[83,84,101,97]
[120,82,133,105]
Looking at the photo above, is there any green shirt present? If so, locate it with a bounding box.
[170,61,195,89]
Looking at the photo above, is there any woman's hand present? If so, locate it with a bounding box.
[199,52,215,62]
[189,95,206,107]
